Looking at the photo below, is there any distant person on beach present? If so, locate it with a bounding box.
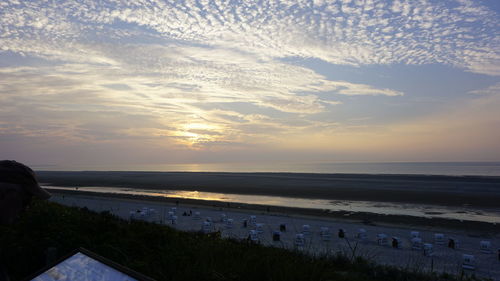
[0,160,51,281]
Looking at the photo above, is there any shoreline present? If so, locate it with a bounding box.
[47,189,500,235]
[37,171,500,208]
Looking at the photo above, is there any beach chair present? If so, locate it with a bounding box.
[255,223,264,234]
[171,215,178,225]
[377,234,388,246]
[357,228,367,240]
[448,238,459,249]
[480,241,492,254]
[167,211,175,220]
[391,237,401,249]
[434,233,445,245]
[220,213,227,223]
[279,223,287,232]
[410,231,420,239]
[320,227,331,242]
[462,254,475,271]
[423,243,434,256]
[248,230,259,243]
[170,207,177,214]
[295,233,305,247]
[202,221,213,233]
[272,231,281,242]
[411,237,423,250]
[225,218,234,229]
[193,211,201,220]
[338,228,345,238]
[302,224,311,235]
[249,215,257,226]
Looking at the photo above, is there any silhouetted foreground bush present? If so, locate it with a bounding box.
[0,200,487,281]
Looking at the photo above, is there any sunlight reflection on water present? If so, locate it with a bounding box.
[43,185,500,224]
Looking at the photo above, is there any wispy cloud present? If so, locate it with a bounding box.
[0,0,498,163]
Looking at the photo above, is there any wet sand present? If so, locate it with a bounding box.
[48,190,500,280]
[37,171,500,207]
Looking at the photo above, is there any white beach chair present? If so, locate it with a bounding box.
[202,221,213,233]
[249,215,257,226]
[480,241,492,254]
[320,227,331,242]
[302,224,311,235]
[170,207,177,214]
[220,213,227,223]
[357,228,367,240]
[434,233,445,245]
[171,215,178,225]
[377,234,388,246]
[225,218,234,229]
[423,243,434,256]
[248,230,259,243]
[193,211,201,220]
[411,237,423,250]
[255,223,264,234]
[462,254,475,271]
[410,231,420,239]
[295,233,305,247]
[167,211,175,220]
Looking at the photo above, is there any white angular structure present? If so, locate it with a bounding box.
[249,230,259,243]
[462,254,475,270]
[357,229,367,240]
[411,237,423,250]
[302,224,311,235]
[423,243,434,256]
[249,215,257,226]
[225,218,234,229]
[201,221,213,233]
[480,241,492,254]
[377,234,388,246]
[193,211,201,220]
[434,233,445,245]
[320,227,331,242]
[295,233,305,247]
[220,213,227,223]
[255,223,264,234]
[171,215,178,225]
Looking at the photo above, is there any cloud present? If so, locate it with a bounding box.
[469,82,500,95]
[0,0,498,163]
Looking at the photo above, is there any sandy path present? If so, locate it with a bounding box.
[49,193,500,280]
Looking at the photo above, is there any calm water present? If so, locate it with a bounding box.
[44,186,500,224]
[34,162,500,176]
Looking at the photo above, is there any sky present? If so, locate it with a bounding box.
[0,0,499,170]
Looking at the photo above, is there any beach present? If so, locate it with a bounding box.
[48,190,500,280]
[38,171,500,207]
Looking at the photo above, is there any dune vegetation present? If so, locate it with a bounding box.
[0,200,488,281]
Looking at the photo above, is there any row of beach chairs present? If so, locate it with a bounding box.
[131,208,497,271]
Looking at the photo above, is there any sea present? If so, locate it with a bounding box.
[34,161,500,176]
[38,161,500,224]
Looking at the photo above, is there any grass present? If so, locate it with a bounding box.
[0,200,488,281]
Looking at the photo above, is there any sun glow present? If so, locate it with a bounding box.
[176,123,221,146]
